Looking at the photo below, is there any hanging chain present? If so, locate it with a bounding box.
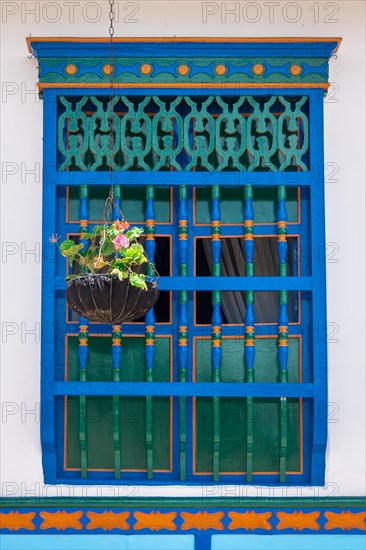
[102,0,117,222]
[99,0,158,281]
[100,0,117,257]
[109,0,115,38]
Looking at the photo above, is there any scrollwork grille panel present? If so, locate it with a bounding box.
[57,95,309,172]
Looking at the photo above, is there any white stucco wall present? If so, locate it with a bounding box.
[0,0,365,498]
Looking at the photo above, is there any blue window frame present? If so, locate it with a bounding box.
[30,38,340,487]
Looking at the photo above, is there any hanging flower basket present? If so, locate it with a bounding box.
[66,274,159,323]
[51,215,159,324]
[50,15,160,325]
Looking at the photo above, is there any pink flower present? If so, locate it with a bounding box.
[113,220,129,232]
[114,234,129,250]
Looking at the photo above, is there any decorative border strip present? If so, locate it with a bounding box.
[37,82,331,91]
[1,498,365,535]
[38,57,328,84]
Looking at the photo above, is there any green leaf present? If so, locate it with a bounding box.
[60,239,84,257]
[78,255,89,266]
[60,240,84,266]
[111,268,128,281]
[129,273,148,290]
[101,237,115,256]
[126,227,144,241]
[122,243,147,265]
[93,225,103,235]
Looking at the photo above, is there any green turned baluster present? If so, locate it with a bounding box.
[145,184,156,479]
[78,184,89,479]
[111,325,122,479]
[243,185,255,482]
[111,184,122,480]
[277,185,289,483]
[211,184,222,481]
[79,325,88,479]
[178,185,188,480]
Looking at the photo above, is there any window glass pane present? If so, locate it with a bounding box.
[195,236,298,277]
[195,290,299,324]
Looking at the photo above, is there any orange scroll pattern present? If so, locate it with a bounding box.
[133,511,177,531]
[86,511,130,531]
[0,512,35,531]
[39,511,83,531]
[324,511,366,531]
[228,511,272,531]
[276,511,320,531]
[181,511,224,531]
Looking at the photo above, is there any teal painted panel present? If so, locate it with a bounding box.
[196,338,300,383]
[66,337,171,471]
[195,186,299,224]
[67,336,170,382]
[68,185,171,223]
[0,535,194,550]
[195,339,300,473]
[211,535,366,550]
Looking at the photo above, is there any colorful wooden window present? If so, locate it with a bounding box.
[28,37,340,485]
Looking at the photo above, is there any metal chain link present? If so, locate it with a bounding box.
[103,0,158,281]
[106,0,116,217]
[109,0,115,37]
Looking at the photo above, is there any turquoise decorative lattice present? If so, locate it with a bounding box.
[58,95,309,172]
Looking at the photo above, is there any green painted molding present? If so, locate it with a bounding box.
[1,497,365,509]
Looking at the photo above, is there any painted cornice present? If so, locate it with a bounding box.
[26,37,342,91]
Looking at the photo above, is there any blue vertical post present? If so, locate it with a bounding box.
[41,89,58,483]
[78,184,89,479]
[277,184,289,483]
[243,185,255,482]
[145,184,156,479]
[211,184,222,482]
[309,89,327,485]
[178,185,188,480]
[112,184,122,479]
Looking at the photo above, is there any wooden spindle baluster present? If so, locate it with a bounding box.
[178,185,188,480]
[211,184,222,482]
[243,184,255,483]
[78,184,89,479]
[277,184,289,483]
[112,184,122,479]
[145,184,156,480]
[111,325,122,479]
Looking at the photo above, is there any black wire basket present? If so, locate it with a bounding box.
[66,274,159,323]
